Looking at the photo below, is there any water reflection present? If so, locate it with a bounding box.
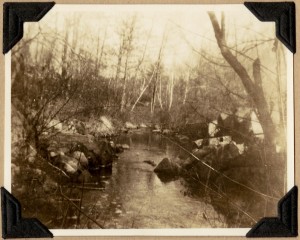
[62,130,272,229]
[74,131,224,229]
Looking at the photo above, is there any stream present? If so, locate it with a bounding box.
[57,130,263,229]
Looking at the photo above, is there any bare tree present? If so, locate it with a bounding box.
[131,27,166,112]
[120,16,137,112]
[168,71,175,111]
[183,69,190,105]
[208,12,276,146]
[95,26,107,77]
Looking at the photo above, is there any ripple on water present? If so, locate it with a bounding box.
[79,132,229,229]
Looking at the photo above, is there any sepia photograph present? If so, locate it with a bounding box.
[4,3,294,235]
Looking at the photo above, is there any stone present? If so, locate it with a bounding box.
[139,123,147,128]
[122,144,130,150]
[72,151,88,167]
[50,151,58,157]
[48,119,63,132]
[59,155,79,174]
[154,158,180,174]
[47,132,115,170]
[64,163,77,174]
[125,121,137,129]
[194,139,204,148]
[152,129,161,133]
[208,120,219,137]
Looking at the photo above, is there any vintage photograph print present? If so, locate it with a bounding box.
[5,3,294,235]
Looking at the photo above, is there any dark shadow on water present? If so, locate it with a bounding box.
[89,167,113,178]
[155,172,179,183]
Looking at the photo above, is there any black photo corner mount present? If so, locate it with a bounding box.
[1,187,53,239]
[247,186,298,237]
[3,2,55,54]
[244,1,296,54]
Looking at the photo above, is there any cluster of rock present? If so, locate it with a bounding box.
[151,124,174,135]
[120,121,148,132]
[152,134,252,183]
[45,116,116,138]
[39,132,132,177]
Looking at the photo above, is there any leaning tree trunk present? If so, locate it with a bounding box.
[208,12,276,146]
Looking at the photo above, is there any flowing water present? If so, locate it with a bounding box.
[17,129,280,229]
[75,130,225,229]
[54,129,272,229]
[59,129,250,229]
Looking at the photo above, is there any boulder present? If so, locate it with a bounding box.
[59,155,79,174]
[64,162,77,174]
[154,158,180,175]
[139,123,147,128]
[125,121,137,129]
[49,151,58,157]
[122,144,130,150]
[44,133,116,171]
[194,136,232,148]
[72,151,88,167]
[70,141,113,169]
[48,119,63,132]
[152,129,161,134]
[194,139,204,148]
[208,120,219,137]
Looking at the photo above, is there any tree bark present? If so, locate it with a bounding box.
[208,12,276,146]
[168,72,174,111]
[183,70,190,105]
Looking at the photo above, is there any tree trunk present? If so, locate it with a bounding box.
[168,72,174,111]
[120,52,129,112]
[183,70,190,105]
[95,26,107,77]
[151,81,157,114]
[208,12,276,146]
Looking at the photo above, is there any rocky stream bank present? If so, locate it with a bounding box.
[11,114,285,228]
